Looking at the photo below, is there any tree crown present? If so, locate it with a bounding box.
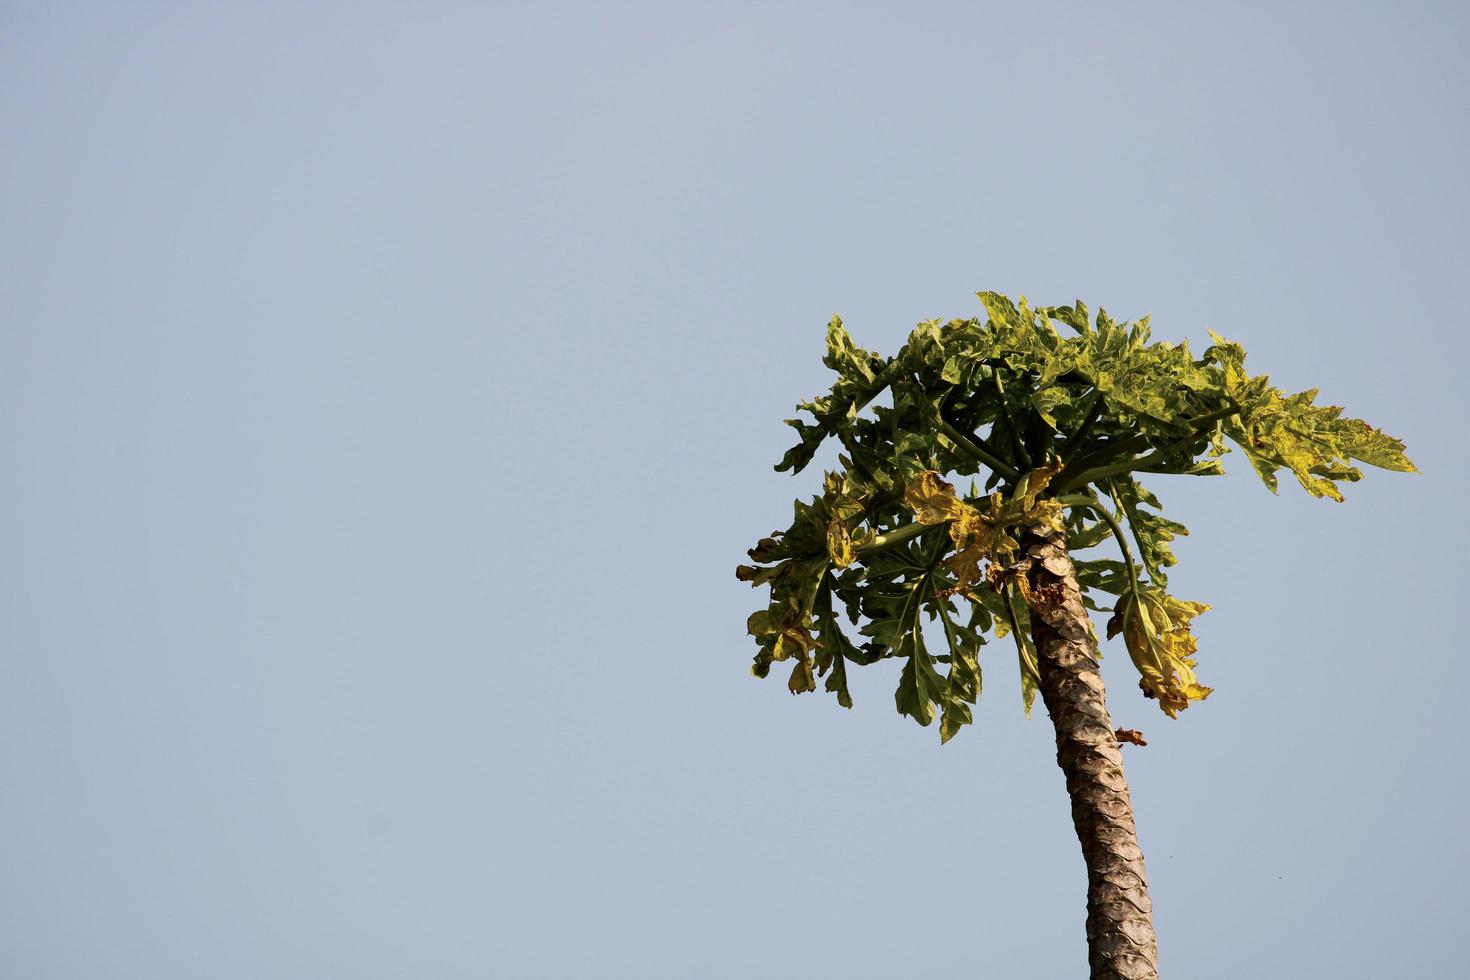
[738,292,1416,741]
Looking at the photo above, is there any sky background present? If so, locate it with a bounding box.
[2,2,1466,977]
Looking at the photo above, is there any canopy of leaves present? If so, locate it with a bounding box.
[738,293,1416,742]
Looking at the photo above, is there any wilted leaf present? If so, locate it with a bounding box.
[1117,589,1212,718]
[788,658,816,694]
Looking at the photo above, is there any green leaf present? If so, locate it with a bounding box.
[814,580,861,708]
[895,631,944,727]
[1110,477,1186,587]
[937,600,984,742]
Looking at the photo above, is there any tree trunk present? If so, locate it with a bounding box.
[1022,525,1160,980]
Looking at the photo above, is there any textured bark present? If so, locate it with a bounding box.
[1022,524,1160,980]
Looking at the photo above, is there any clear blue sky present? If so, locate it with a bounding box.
[2,2,1466,977]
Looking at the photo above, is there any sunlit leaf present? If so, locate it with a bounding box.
[1113,589,1212,718]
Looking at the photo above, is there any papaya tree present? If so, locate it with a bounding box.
[736,293,1415,980]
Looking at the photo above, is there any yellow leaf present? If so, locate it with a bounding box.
[902,469,1068,598]
[826,519,855,568]
[1119,589,1213,718]
[788,658,816,694]
[1017,456,1066,510]
[903,471,970,526]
